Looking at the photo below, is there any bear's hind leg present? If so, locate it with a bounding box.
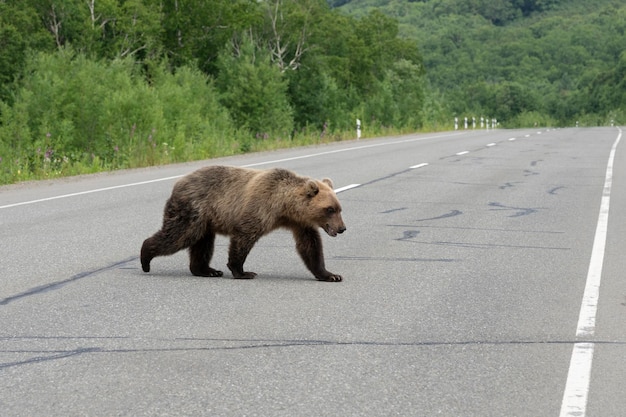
[142,197,202,273]
[293,227,342,282]
[140,235,157,273]
[189,230,223,277]
[141,230,180,273]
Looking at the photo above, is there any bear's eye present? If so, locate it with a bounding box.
[326,207,336,215]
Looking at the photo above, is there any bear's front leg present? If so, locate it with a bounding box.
[227,236,258,279]
[293,227,342,282]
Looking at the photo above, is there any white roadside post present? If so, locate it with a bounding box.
[472,117,476,129]
[454,117,458,130]
[464,117,468,129]
[356,118,361,139]
[481,116,484,128]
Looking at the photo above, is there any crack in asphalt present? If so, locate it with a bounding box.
[2,337,624,370]
[0,256,138,306]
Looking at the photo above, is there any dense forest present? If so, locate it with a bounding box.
[0,0,624,184]
[337,0,626,127]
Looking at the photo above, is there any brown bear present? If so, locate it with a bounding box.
[140,165,346,281]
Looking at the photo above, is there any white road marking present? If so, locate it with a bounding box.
[486,143,496,147]
[524,134,531,137]
[334,184,361,193]
[575,128,622,336]
[559,127,622,417]
[560,343,595,417]
[509,138,516,141]
[456,151,469,156]
[0,175,185,210]
[241,132,465,168]
[410,163,429,169]
[0,132,466,210]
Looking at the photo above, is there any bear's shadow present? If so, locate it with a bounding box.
[135,269,314,282]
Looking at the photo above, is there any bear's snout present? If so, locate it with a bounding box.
[324,223,346,237]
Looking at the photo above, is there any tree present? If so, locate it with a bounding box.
[160,0,261,75]
[0,2,53,102]
[216,35,293,138]
[256,0,331,73]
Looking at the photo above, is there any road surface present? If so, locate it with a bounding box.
[1,127,624,416]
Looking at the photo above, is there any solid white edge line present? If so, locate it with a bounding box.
[576,127,621,337]
[334,184,360,193]
[559,127,622,417]
[1,131,466,209]
[0,176,364,209]
[410,163,429,169]
[559,343,595,417]
[241,131,465,168]
[0,175,185,210]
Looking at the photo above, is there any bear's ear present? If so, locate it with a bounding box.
[305,180,319,197]
[322,178,334,188]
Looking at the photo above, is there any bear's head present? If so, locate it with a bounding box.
[304,178,346,237]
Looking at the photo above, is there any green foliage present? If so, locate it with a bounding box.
[0,1,433,184]
[335,0,625,126]
[287,65,355,132]
[0,49,238,183]
[215,35,294,139]
[160,0,261,75]
[13,0,624,183]
[0,2,54,103]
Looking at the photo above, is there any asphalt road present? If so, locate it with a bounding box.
[1,127,625,416]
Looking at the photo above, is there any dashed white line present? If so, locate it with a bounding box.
[509,138,516,141]
[486,143,496,147]
[456,151,470,156]
[410,163,429,169]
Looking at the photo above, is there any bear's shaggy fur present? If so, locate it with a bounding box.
[140,165,346,281]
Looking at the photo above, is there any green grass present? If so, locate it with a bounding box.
[0,126,418,185]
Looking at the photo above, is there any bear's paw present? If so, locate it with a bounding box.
[317,273,343,282]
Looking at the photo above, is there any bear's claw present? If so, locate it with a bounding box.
[190,267,224,277]
[232,271,257,279]
[317,273,342,282]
